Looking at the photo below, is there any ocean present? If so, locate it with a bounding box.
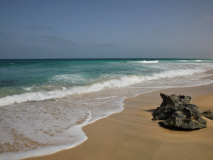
[0,59,213,159]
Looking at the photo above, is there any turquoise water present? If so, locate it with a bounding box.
[0,59,160,96]
[0,59,213,159]
[0,59,212,97]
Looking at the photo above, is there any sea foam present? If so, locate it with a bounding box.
[128,60,159,63]
[0,67,209,107]
[1,59,213,160]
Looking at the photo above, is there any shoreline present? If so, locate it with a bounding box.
[24,76,213,160]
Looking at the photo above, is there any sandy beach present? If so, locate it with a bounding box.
[24,77,213,160]
[1,1,213,159]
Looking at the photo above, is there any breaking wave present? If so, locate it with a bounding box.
[0,67,208,107]
[128,60,159,64]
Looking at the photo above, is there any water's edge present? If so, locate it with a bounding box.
[22,75,213,160]
[0,60,213,160]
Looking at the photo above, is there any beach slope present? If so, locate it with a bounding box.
[25,83,213,160]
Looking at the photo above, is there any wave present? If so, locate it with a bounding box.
[128,60,159,64]
[51,74,87,84]
[22,86,34,91]
[0,67,209,107]
[0,111,92,160]
[179,59,202,62]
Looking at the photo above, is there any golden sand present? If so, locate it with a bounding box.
[24,83,213,160]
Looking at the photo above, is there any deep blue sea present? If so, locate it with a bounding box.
[0,59,213,159]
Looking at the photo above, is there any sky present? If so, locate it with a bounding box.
[0,0,213,59]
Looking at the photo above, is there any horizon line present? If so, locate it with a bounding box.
[0,58,211,60]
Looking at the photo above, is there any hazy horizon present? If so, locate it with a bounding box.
[1,0,213,59]
[0,58,212,60]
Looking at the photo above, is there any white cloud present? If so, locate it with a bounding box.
[39,35,77,46]
[85,43,116,48]
[26,25,52,30]
[204,16,213,22]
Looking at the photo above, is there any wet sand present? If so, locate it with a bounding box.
[25,80,213,160]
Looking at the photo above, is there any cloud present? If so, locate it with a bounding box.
[26,25,52,30]
[0,32,16,39]
[39,35,77,46]
[85,43,116,48]
[204,16,213,22]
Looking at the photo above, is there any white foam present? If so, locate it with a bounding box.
[1,62,213,160]
[128,60,159,64]
[0,67,210,107]
[51,74,87,84]
[0,95,125,160]
[0,111,92,160]
[22,86,34,91]
[96,96,117,100]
